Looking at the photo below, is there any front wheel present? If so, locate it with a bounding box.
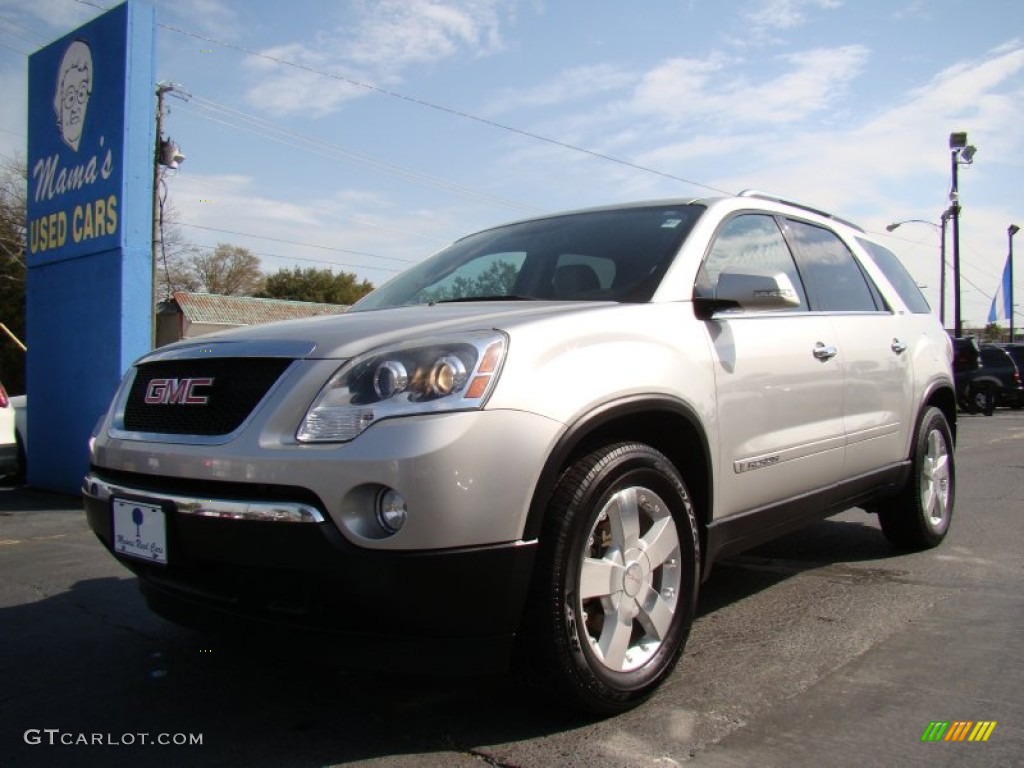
[521,442,700,715]
[877,407,955,550]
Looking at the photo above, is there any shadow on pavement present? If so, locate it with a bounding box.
[0,487,907,767]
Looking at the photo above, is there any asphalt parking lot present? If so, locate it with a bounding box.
[0,411,1021,767]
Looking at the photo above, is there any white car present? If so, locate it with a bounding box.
[0,382,17,479]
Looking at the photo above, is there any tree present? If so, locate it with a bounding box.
[419,259,518,303]
[260,266,373,305]
[188,243,264,296]
[154,199,202,299]
[0,156,26,394]
[982,322,1004,343]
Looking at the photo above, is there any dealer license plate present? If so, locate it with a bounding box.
[112,499,168,564]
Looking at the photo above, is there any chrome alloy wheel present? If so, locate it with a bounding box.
[578,486,682,673]
[920,427,952,531]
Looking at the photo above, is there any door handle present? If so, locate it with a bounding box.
[813,343,838,361]
[891,338,908,354]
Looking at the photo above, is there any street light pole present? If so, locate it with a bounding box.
[1010,224,1020,343]
[885,215,951,326]
[940,208,951,328]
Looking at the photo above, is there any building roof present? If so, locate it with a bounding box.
[166,292,348,326]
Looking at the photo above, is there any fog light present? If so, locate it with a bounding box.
[376,488,408,534]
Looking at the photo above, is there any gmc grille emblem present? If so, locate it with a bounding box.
[144,377,215,405]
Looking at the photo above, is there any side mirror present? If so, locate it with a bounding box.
[694,268,801,320]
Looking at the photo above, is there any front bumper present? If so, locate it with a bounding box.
[83,473,537,673]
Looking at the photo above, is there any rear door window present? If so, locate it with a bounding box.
[785,220,882,312]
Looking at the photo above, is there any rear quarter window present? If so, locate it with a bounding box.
[856,238,932,314]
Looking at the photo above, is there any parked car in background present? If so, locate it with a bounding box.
[952,336,981,411]
[0,382,17,479]
[11,394,26,483]
[999,343,1024,396]
[957,344,1024,415]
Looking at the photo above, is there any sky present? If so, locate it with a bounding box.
[1,0,1022,328]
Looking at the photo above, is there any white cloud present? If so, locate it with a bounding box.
[742,0,842,31]
[155,0,240,40]
[730,0,842,48]
[245,0,509,116]
[172,173,321,229]
[244,43,370,117]
[346,0,504,69]
[1,0,94,33]
[483,63,636,115]
[626,45,868,127]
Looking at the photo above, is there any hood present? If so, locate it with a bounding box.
[146,301,615,362]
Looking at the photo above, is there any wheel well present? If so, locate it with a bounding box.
[526,402,712,556]
[926,385,958,443]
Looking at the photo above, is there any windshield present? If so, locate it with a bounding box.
[352,204,704,311]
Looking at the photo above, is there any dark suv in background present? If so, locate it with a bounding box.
[956,343,1024,415]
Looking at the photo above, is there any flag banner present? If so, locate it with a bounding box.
[988,255,1012,324]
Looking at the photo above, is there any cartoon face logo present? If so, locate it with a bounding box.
[53,39,93,152]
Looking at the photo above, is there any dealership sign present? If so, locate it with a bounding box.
[24,1,155,494]
[26,4,142,263]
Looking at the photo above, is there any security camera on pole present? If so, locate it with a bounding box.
[948,132,977,337]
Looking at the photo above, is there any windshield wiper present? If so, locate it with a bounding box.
[432,295,535,304]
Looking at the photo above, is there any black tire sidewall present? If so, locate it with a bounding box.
[548,443,699,706]
[910,408,955,544]
[971,385,995,416]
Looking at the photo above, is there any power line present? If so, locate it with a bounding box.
[185,242,402,275]
[68,0,733,199]
[0,38,30,56]
[0,13,50,45]
[174,94,542,215]
[69,0,727,196]
[176,222,418,264]
[151,20,729,195]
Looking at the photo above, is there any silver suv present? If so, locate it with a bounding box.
[83,191,956,713]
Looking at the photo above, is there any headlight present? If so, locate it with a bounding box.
[297,331,507,442]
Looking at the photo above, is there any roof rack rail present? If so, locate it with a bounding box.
[737,189,864,232]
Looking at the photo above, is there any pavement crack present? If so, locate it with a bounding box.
[465,749,522,768]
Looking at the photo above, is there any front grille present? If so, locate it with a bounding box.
[123,358,293,435]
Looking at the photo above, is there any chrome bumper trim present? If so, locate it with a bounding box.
[82,473,325,524]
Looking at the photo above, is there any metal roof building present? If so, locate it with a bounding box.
[156,291,348,347]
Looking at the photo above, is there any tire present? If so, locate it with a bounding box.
[13,431,26,485]
[877,407,955,550]
[970,385,995,416]
[520,442,700,715]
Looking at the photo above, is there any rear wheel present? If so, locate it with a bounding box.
[13,431,25,485]
[970,385,995,416]
[521,442,700,715]
[877,407,954,550]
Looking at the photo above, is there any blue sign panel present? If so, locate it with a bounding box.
[27,6,134,263]
[25,1,155,493]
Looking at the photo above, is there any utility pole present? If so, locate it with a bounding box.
[939,208,951,328]
[1010,224,1020,343]
[152,82,186,347]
